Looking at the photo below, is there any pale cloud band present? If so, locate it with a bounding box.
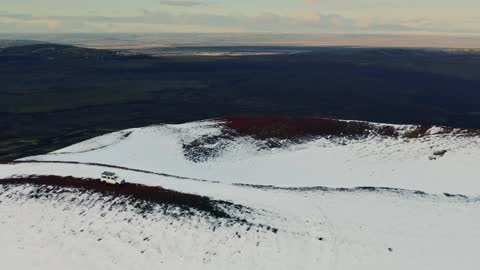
[0,11,460,34]
[158,1,210,7]
[0,0,479,35]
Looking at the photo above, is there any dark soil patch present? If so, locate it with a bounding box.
[443,193,468,199]
[182,132,236,163]
[0,175,231,218]
[433,150,448,157]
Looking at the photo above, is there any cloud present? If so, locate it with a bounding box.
[158,1,210,7]
[0,10,472,34]
[0,11,349,32]
[46,20,60,30]
[303,0,317,5]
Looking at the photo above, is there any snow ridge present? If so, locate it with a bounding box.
[17,117,480,195]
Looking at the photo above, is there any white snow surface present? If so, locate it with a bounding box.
[1,162,480,270]
[17,119,480,195]
[2,119,480,269]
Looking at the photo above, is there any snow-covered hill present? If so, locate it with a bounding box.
[16,117,480,195]
[2,117,480,269]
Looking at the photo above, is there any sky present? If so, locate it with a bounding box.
[0,0,479,35]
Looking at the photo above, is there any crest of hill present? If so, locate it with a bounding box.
[223,117,480,139]
[0,43,138,60]
[0,39,47,49]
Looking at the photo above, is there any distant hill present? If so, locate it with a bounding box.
[0,43,122,59]
[0,40,47,49]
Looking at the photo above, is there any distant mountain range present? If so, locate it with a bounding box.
[2,33,480,49]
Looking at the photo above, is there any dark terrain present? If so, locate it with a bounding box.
[2,43,480,161]
[0,175,233,218]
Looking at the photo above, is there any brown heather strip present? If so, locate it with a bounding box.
[0,175,230,218]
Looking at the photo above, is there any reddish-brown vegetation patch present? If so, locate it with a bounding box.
[0,175,230,218]
[224,117,396,139]
[224,117,480,139]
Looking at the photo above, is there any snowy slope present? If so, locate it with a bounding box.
[2,117,480,269]
[1,164,479,270]
[0,179,323,270]
[18,118,480,195]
